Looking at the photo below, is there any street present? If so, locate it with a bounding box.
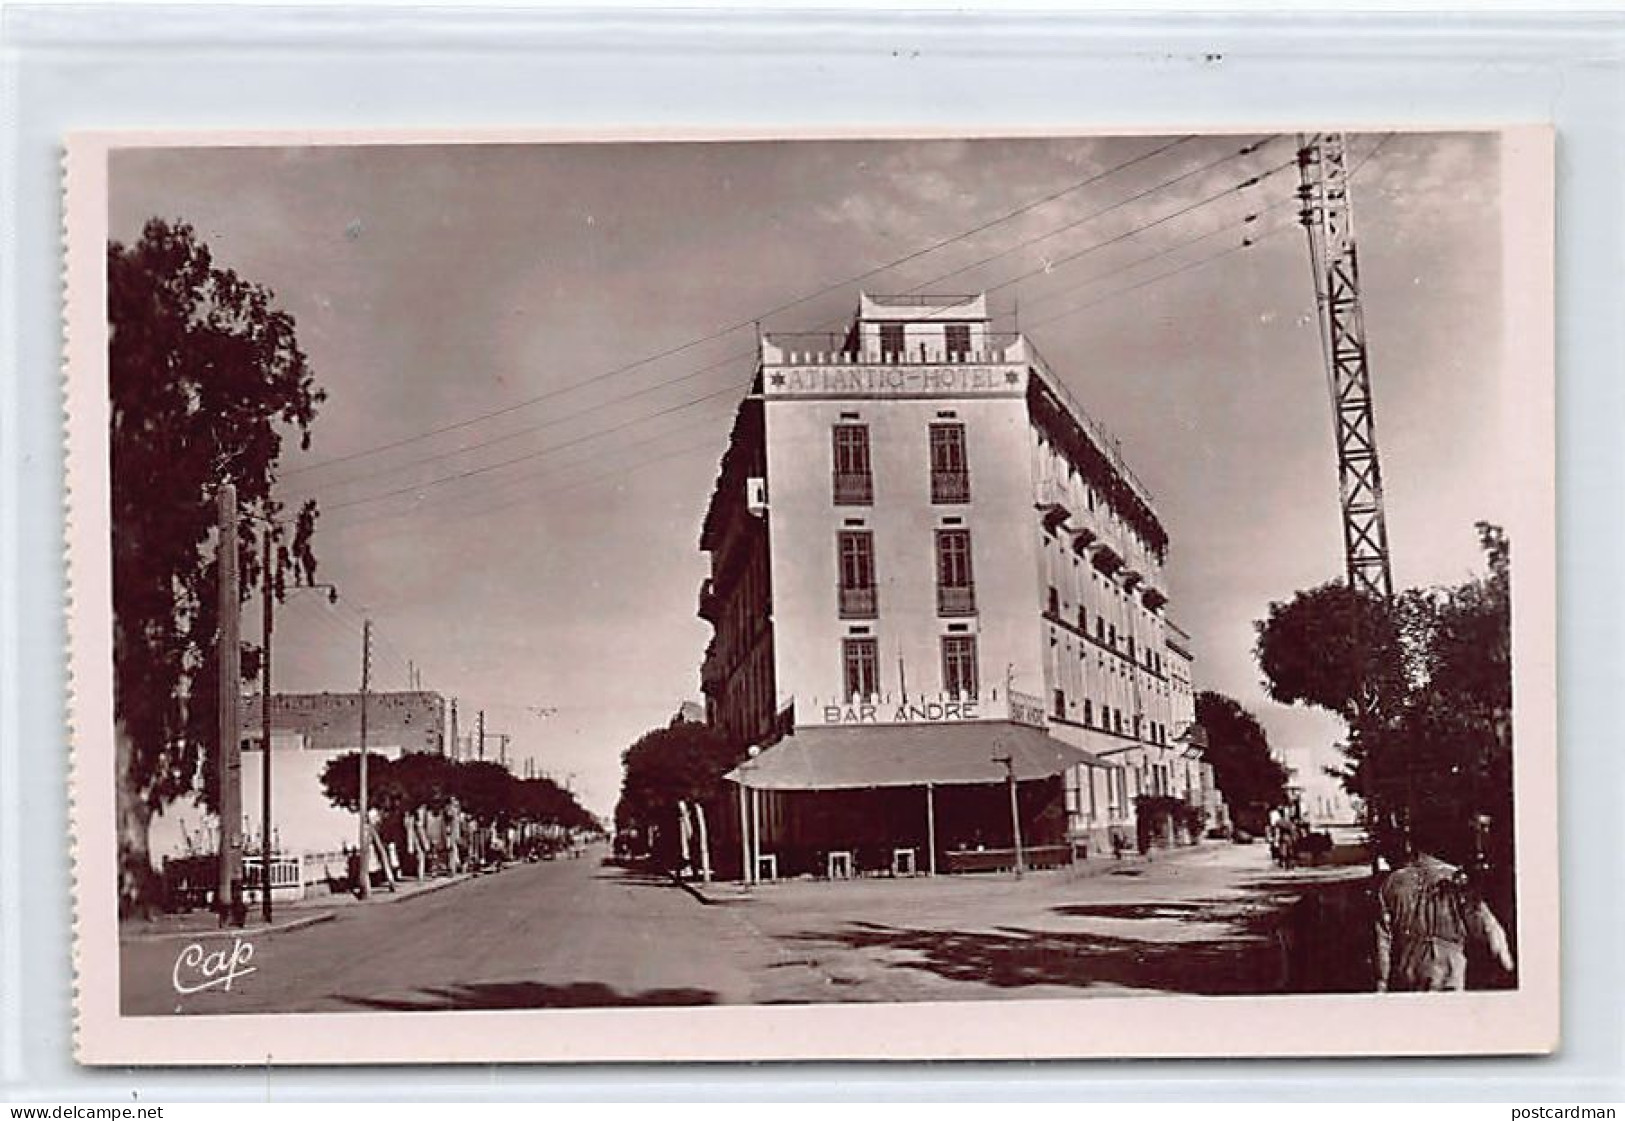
[122,840,1372,1015]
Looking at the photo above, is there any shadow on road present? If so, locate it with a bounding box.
[338,980,719,1011]
[789,920,1285,996]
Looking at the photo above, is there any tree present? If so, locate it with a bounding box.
[318,753,408,822]
[110,219,324,914]
[1194,691,1289,829]
[615,722,743,867]
[451,760,519,833]
[1254,525,1514,880]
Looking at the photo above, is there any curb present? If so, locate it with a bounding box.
[379,872,477,904]
[119,910,337,945]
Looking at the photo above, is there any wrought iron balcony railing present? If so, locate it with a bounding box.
[931,470,971,505]
[838,584,878,619]
[832,472,874,505]
[937,584,976,617]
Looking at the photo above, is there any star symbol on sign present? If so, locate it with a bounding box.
[1005,370,1020,385]
[770,372,786,387]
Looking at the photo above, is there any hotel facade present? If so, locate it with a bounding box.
[698,294,1218,881]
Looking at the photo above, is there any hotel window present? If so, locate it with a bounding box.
[842,637,880,700]
[837,531,878,618]
[945,323,971,359]
[832,424,873,505]
[935,529,976,616]
[1082,698,1093,727]
[1127,636,1136,661]
[1047,586,1061,618]
[941,635,979,697]
[879,322,905,358]
[1052,688,1067,720]
[1077,605,1087,632]
[1095,617,1106,642]
[929,423,971,503]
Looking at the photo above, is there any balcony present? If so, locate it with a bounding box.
[1068,524,1097,554]
[1090,541,1125,576]
[931,470,971,505]
[1141,585,1169,611]
[832,472,874,506]
[838,584,878,619]
[936,584,977,617]
[1035,478,1072,530]
[763,330,1023,367]
[697,578,720,622]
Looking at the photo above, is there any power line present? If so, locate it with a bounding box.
[284,135,1197,481]
[322,431,727,542]
[298,139,1274,516]
[313,136,1396,543]
[914,136,1279,293]
[318,405,735,538]
[1027,217,1299,332]
[1023,132,1391,330]
[319,378,745,516]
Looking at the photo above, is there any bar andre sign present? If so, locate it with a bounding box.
[817,690,1048,727]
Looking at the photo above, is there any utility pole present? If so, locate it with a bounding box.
[477,710,485,760]
[357,617,372,900]
[259,527,275,923]
[993,751,1025,879]
[215,484,243,925]
[447,697,461,873]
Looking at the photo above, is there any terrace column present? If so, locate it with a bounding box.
[925,783,938,877]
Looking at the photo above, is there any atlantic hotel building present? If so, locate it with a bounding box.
[698,294,1217,881]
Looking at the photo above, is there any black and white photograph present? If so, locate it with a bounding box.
[66,127,1556,1063]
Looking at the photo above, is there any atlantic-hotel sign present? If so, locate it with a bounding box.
[764,363,1028,398]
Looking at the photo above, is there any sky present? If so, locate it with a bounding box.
[109,131,1507,821]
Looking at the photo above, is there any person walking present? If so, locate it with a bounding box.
[1375,817,1514,992]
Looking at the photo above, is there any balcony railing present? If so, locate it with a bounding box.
[937,584,976,616]
[765,331,1024,367]
[832,472,873,505]
[931,470,971,505]
[838,584,878,619]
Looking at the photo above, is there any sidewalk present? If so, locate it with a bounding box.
[119,867,494,943]
[682,838,1209,908]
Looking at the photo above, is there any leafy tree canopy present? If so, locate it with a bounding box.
[110,218,325,912]
[615,722,743,844]
[1194,691,1289,815]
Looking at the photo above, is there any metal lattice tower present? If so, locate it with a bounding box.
[1297,133,1395,601]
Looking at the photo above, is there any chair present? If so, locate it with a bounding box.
[892,847,917,876]
[755,853,778,882]
[827,850,854,880]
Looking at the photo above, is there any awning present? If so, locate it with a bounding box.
[726,720,1116,792]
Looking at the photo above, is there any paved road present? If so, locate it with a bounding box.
[122,840,1372,1015]
[122,850,773,1015]
[729,839,1375,1003]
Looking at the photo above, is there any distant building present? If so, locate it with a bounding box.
[241,690,447,757]
[698,293,1218,880]
[235,691,448,891]
[670,700,707,727]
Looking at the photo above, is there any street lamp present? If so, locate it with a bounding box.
[992,749,1025,879]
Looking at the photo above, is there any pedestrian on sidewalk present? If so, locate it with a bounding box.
[1374,816,1514,992]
